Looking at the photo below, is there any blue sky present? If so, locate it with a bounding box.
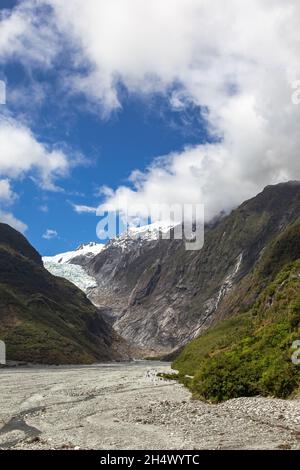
[0,1,299,256]
[0,2,208,255]
[12,92,206,255]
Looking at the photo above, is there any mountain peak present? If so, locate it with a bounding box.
[120,221,177,241]
[76,241,99,251]
[43,242,105,265]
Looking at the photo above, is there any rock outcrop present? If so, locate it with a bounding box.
[87,182,300,354]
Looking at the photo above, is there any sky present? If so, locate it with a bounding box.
[0,0,300,255]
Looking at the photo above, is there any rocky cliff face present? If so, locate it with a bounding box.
[173,220,300,402]
[85,182,300,354]
[0,223,128,364]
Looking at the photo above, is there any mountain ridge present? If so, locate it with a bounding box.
[85,182,300,353]
[0,223,129,364]
[41,182,300,357]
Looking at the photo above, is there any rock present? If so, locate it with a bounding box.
[86,183,300,354]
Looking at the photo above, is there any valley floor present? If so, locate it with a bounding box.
[0,361,300,450]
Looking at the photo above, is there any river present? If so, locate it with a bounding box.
[0,361,299,450]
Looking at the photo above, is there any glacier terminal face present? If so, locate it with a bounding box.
[43,261,98,293]
[43,242,104,293]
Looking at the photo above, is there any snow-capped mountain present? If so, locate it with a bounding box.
[103,221,178,254]
[41,185,300,358]
[43,241,105,265]
[43,224,175,294]
[117,221,176,242]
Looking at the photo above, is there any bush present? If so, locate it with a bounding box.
[259,359,298,398]
[192,353,260,402]
[191,348,299,402]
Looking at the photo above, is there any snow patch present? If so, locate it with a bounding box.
[43,242,105,264]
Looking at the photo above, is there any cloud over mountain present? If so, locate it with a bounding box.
[0,178,25,232]
[2,0,300,220]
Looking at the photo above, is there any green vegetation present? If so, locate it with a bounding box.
[173,223,300,402]
[0,223,117,364]
[0,266,114,364]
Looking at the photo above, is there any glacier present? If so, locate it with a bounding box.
[43,260,98,293]
[43,242,104,293]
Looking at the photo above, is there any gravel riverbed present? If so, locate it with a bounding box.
[0,361,299,450]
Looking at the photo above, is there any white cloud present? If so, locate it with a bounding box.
[100,143,266,222]
[3,1,300,219]
[71,203,97,214]
[0,1,60,67]
[0,118,69,232]
[43,229,58,239]
[38,204,49,213]
[0,179,16,204]
[48,0,300,218]
[0,179,26,232]
[0,209,27,233]
[0,117,70,190]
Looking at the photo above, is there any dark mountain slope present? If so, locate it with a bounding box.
[173,221,300,401]
[88,182,300,354]
[214,219,300,323]
[0,223,42,265]
[0,223,127,364]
